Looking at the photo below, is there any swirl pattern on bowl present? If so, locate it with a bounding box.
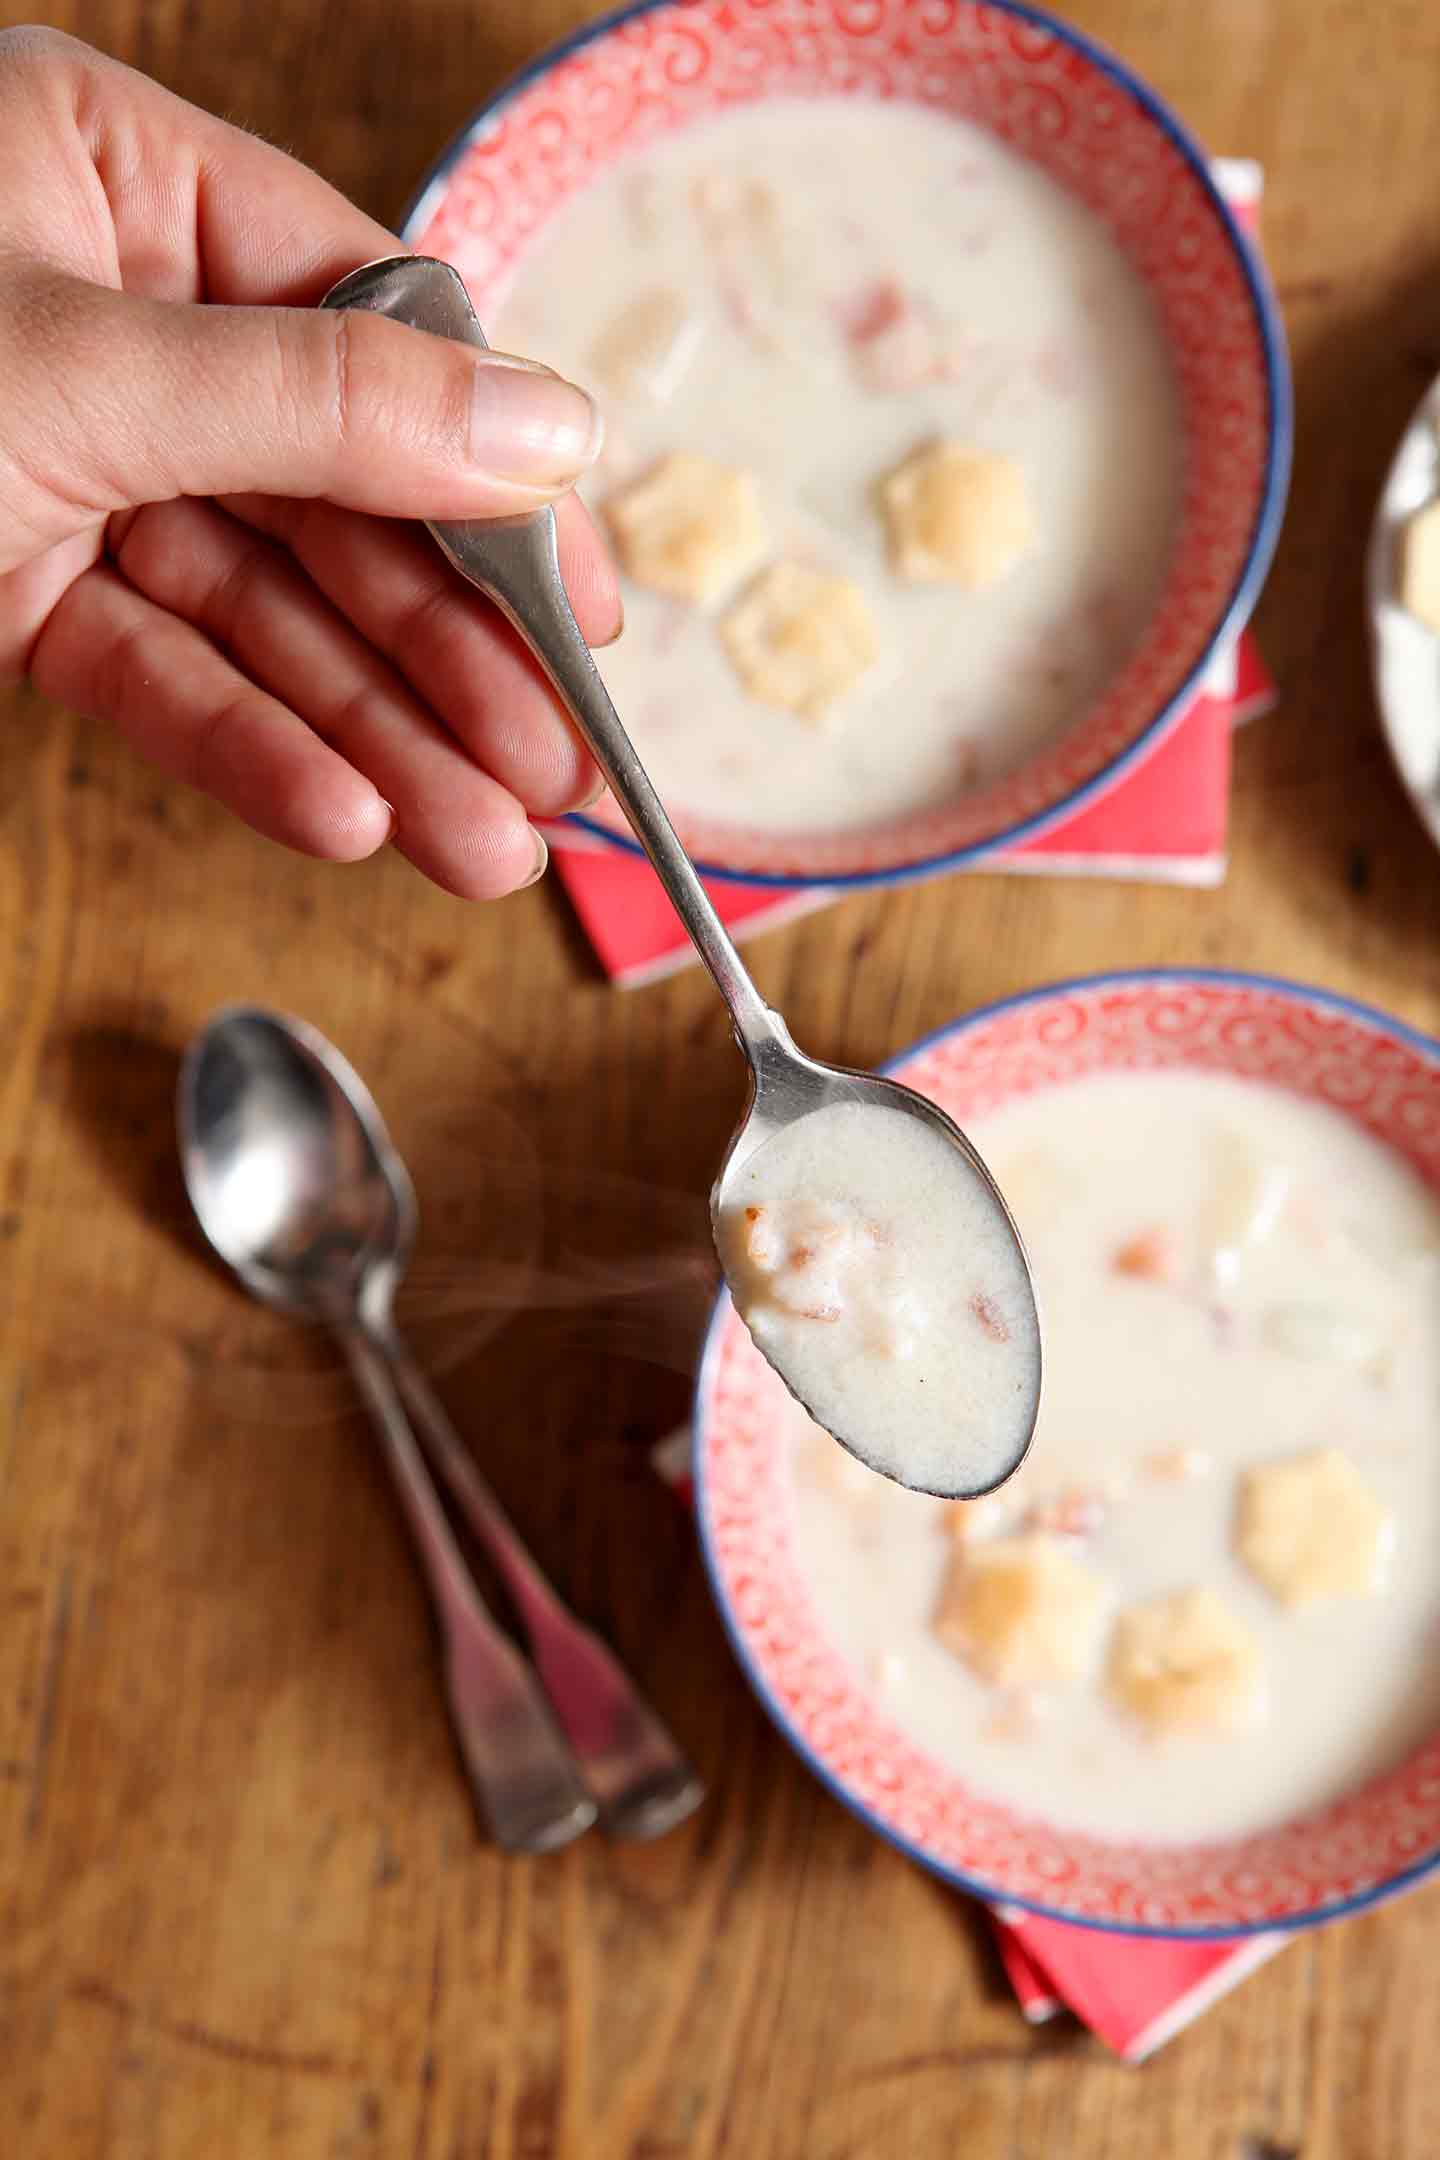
[694,973,1440,1934]
[408,0,1289,886]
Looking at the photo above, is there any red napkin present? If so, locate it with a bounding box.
[649,1426,1286,2060]
[992,1904,1284,2059]
[548,635,1274,986]
[544,160,1274,987]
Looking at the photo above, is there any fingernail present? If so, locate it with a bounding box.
[518,825,549,889]
[595,596,625,649]
[378,796,397,842]
[480,348,561,378]
[471,358,603,484]
[575,771,607,810]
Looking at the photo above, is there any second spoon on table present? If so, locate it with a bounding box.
[179,1004,703,1847]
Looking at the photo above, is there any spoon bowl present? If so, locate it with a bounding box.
[322,255,1041,1500]
[713,1031,1041,1499]
[180,1005,412,1326]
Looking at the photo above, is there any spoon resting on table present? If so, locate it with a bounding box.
[179,1004,703,1848]
[322,256,1042,1502]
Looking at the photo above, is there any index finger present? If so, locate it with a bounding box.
[1,26,401,304]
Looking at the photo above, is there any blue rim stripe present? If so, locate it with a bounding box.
[693,969,1440,1940]
[401,0,1292,892]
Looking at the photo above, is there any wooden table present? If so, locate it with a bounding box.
[2,1,1439,2152]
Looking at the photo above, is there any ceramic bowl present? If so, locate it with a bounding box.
[1367,379,1440,859]
[693,971,1440,1935]
[404,0,1290,889]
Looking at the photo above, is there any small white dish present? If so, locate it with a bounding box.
[1367,382,1440,853]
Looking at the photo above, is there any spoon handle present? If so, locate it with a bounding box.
[321,257,786,1064]
[446,506,781,1056]
[336,1324,597,1852]
[380,1327,704,1842]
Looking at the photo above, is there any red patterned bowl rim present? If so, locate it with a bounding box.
[403,0,1291,890]
[692,971,1440,1936]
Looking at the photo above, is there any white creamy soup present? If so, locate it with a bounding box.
[494,98,1180,835]
[715,1100,1040,1496]
[781,1071,1440,1844]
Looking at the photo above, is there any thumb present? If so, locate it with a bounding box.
[11,271,604,527]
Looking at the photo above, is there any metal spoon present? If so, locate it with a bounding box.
[179,1005,703,1845]
[321,256,1041,1501]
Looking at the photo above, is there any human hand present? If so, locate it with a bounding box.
[0,27,619,898]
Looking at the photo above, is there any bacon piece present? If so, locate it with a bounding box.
[838,277,907,345]
[1022,1487,1107,1540]
[1112,1227,1182,1284]
[969,1291,1010,1343]
[742,1205,781,1273]
[1143,1448,1212,1484]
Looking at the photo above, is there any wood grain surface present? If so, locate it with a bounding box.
[2,1,1439,2153]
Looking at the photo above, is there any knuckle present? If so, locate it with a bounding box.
[0,275,149,518]
[0,25,82,83]
[0,280,117,540]
[393,573,459,659]
[262,309,330,465]
[321,309,472,465]
[94,604,149,722]
[409,335,474,464]
[0,26,103,140]
[265,309,358,476]
[108,502,165,590]
[326,310,354,452]
[187,687,255,800]
[203,540,273,653]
